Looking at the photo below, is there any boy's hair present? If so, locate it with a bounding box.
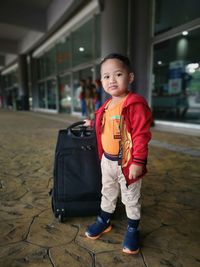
[100,53,132,72]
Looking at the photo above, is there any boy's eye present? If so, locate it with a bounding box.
[103,75,109,79]
[116,73,122,77]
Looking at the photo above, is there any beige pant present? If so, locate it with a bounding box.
[101,154,142,220]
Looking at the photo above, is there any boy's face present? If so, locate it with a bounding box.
[101,59,134,98]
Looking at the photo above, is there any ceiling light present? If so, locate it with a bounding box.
[186,63,199,73]
[79,47,85,52]
[157,61,162,65]
[182,31,188,36]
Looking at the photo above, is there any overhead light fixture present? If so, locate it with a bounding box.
[60,37,66,44]
[186,63,199,73]
[79,47,85,52]
[32,0,99,57]
[182,31,188,36]
[1,63,18,75]
[157,61,162,65]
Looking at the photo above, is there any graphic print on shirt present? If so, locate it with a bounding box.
[101,97,127,156]
[111,115,121,140]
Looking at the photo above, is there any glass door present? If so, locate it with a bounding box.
[72,67,94,113]
[38,82,46,108]
[47,79,57,110]
[59,74,72,113]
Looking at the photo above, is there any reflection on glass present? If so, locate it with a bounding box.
[73,68,94,113]
[38,83,46,108]
[46,47,56,76]
[47,79,57,109]
[155,0,200,35]
[152,28,200,124]
[37,57,46,79]
[73,72,81,112]
[59,75,72,113]
[72,19,93,66]
[33,15,100,112]
[2,70,18,88]
[56,37,71,72]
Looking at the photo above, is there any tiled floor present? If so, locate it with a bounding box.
[0,110,200,267]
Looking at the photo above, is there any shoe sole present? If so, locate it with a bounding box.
[122,248,140,255]
[85,225,112,240]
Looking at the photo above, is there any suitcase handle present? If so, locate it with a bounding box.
[67,121,85,130]
[67,121,93,137]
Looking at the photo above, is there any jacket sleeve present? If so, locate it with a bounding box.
[129,103,152,166]
[90,119,95,128]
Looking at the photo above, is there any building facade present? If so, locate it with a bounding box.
[0,0,200,127]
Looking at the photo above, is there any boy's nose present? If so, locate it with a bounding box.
[109,75,116,83]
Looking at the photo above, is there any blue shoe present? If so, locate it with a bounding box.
[85,216,112,240]
[123,226,140,254]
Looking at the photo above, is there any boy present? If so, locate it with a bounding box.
[84,53,152,254]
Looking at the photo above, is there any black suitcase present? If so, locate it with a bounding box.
[51,121,102,222]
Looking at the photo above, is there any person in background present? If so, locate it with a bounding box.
[93,79,102,110]
[85,76,95,118]
[84,53,152,254]
[78,79,87,117]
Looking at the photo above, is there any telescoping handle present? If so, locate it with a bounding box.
[67,121,93,138]
[67,121,85,130]
[67,120,92,137]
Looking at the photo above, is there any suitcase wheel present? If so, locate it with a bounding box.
[51,197,59,218]
[58,214,64,223]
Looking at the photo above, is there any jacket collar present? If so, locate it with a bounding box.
[95,92,148,115]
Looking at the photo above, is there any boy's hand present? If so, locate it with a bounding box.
[83,119,91,127]
[129,164,143,180]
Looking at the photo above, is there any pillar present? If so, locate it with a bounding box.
[100,0,128,101]
[129,0,153,102]
[101,0,128,56]
[18,54,29,110]
[28,56,38,110]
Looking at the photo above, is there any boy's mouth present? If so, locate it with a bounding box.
[109,85,118,90]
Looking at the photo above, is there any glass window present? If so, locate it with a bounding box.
[37,56,46,80]
[1,69,19,110]
[155,0,200,35]
[38,82,46,108]
[56,37,71,73]
[2,70,18,89]
[72,71,81,112]
[47,79,57,109]
[72,19,93,66]
[46,47,56,77]
[2,75,9,88]
[72,67,95,113]
[152,27,200,124]
[12,70,18,86]
[95,14,101,58]
[34,14,101,112]
[59,75,72,113]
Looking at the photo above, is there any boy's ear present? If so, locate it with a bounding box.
[129,72,134,83]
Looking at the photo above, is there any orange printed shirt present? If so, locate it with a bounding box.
[101,97,126,155]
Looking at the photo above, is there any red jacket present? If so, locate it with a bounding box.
[94,92,152,186]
